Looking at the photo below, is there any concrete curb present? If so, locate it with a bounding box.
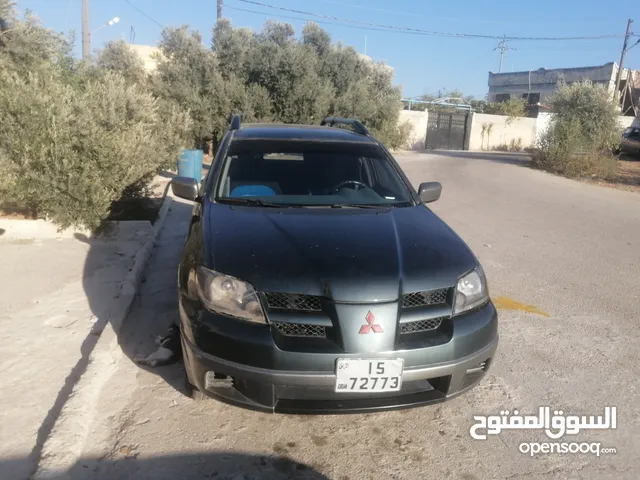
[0,219,92,240]
[32,187,175,479]
[107,190,174,335]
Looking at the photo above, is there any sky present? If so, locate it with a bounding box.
[16,0,640,99]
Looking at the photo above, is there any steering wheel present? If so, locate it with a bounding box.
[332,180,368,192]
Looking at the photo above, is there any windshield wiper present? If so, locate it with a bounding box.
[328,204,392,209]
[217,197,300,208]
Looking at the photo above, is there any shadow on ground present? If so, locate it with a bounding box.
[98,195,195,395]
[23,186,196,477]
[86,170,214,399]
[108,195,195,396]
[427,150,533,167]
[1,453,329,480]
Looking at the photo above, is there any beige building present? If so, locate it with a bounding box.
[488,62,639,116]
[129,44,163,72]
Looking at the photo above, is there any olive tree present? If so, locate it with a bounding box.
[96,40,147,85]
[533,80,620,178]
[0,2,191,229]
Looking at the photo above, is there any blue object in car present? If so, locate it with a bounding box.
[230,185,277,197]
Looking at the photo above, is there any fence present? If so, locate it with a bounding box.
[398,109,640,151]
[467,113,537,151]
[398,110,429,150]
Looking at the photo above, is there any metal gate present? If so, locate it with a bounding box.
[425,112,468,150]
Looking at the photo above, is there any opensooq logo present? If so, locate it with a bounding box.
[469,406,617,440]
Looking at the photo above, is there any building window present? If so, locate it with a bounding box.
[495,94,511,103]
[522,93,541,104]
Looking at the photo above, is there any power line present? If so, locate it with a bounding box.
[229,4,628,56]
[311,0,505,25]
[123,0,164,29]
[226,5,423,36]
[231,0,633,41]
[315,0,619,28]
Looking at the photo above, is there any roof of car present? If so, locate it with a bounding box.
[231,123,378,144]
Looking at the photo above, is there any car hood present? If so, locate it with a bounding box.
[205,202,477,302]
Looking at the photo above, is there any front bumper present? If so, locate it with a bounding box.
[181,301,498,413]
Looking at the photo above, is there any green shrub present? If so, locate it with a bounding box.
[484,99,526,117]
[95,40,148,86]
[152,19,405,149]
[0,2,191,230]
[382,120,413,150]
[533,80,619,179]
[0,70,191,230]
[510,137,524,152]
[0,5,407,229]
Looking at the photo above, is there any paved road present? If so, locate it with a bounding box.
[62,152,640,479]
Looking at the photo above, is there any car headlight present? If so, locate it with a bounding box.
[453,266,489,315]
[195,267,266,324]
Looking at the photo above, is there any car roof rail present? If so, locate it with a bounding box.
[229,114,241,131]
[320,117,370,136]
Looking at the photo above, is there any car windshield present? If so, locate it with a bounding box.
[214,141,414,207]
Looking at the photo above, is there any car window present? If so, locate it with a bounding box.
[213,141,413,207]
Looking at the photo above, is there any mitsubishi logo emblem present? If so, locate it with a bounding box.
[359,311,383,334]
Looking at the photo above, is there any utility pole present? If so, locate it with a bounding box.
[217,0,223,20]
[494,36,514,73]
[613,18,633,106]
[82,0,90,62]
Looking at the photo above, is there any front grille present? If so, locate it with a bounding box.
[272,322,326,338]
[402,288,449,308]
[400,317,445,334]
[264,292,322,311]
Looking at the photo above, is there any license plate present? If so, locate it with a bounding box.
[335,359,404,393]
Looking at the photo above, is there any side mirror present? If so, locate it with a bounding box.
[418,182,442,203]
[171,176,199,201]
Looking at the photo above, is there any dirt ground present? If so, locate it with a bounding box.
[601,156,640,192]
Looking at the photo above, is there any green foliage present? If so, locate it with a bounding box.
[494,138,524,152]
[211,18,253,80]
[179,19,405,148]
[0,68,191,230]
[96,40,147,85]
[0,3,190,230]
[0,9,407,229]
[387,120,414,150]
[483,98,526,117]
[532,80,619,178]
